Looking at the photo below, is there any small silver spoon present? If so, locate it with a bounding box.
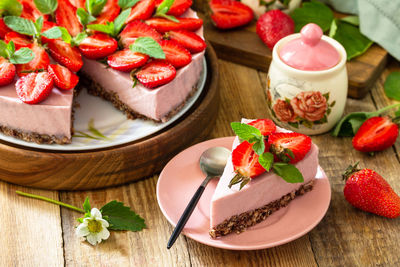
[167,146,231,249]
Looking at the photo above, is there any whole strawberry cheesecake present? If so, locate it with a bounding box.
[0,0,206,144]
[210,118,319,238]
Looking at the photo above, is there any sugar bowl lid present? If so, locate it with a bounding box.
[279,23,340,71]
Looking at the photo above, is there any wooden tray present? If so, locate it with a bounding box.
[0,45,219,191]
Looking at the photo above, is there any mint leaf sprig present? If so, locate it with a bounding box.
[230,122,304,187]
[130,37,165,59]
[154,0,179,23]
[86,0,107,17]
[118,0,140,9]
[0,40,35,64]
[0,0,23,16]
[58,26,88,46]
[86,8,131,37]
[33,0,58,20]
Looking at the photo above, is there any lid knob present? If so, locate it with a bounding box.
[301,23,323,46]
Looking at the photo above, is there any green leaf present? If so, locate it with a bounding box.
[87,22,115,36]
[6,41,15,56]
[9,47,35,64]
[130,37,165,59]
[272,163,304,183]
[340,16,359,26]
[113,8,131,35]
[41,27,62,39]
[118,0,140,9]
[34,16,44,34]
[328,19,337,38]
[76,8,96,26]
[290,0,334,32]
[395,108,400,117]
[156,0,174,14]
[0,40,7,58]
[384,72,400,101]
[332,20,373,60]
[86,0,107,16]
[101,201,146,231]
[83,197,91,213]
[58,27,72,44]
[154,12,179,23]
[4,16,37,36]
[72,32,88,46]
[252,139,265,155]
[0,0,23,16]
[230,122,262,143]
[259,152,274,171]
[34,0,58,14]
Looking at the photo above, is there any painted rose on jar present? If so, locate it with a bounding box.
[272,99,296,122]
[291,91,327,122]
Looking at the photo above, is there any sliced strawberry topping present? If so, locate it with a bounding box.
[5,32,32,49]
[56,0,83,36]
[68,0,86,9]
[16,43,50,77]
[166,30,206,53]
[0,57,16,87]
[47,39,83,72]
[135,60,176,89]
[107,49,149,72]
[247,119,276,136]
[0,18,11,39]
[159,40,191,68]
[19,0,49,21]
[94,0,121,25]
[268,132,311,164]
[79,33,118,59]
[209,0,254,30]
[155,0,192,17]
[126,0,155,24]
[145,17,203,33]
[232,141,265,178]
[48,64,79,90]
[15,72,54,104]
[119,20,162,48]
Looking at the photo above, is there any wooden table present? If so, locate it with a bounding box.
[1,58,400,267]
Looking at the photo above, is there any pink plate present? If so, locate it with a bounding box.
[157,137,331,250]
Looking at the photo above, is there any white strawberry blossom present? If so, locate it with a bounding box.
[76,208,110,245]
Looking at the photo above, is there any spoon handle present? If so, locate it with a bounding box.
[167,177,210,249]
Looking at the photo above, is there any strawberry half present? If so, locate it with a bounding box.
[126,0,155,24]
[166,30,206,53]
[5,32,32,49]
[155,0,192,17]
[15,72,54,104]
[145,17,203,33]
[209,0,254,30]
[48,64,79,90]
[79,33,118,59]
[20,0,49,21]
[268,132,311,164]
[47,39,83,72]
[159,40,191,68]
[0,57,16,87]
[247,119,276,136]
[135,60,176,89]
[119,20,162,48]
[0,18,11,39]
[352,116,399,153]
[16,43,50,77]
[343,164,400,218]
[94,0,121,25]
[107,49,149,72]
[56,0,83,36]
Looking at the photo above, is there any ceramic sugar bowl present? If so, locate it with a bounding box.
[266,23,347,135]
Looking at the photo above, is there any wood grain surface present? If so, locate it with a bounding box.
[1,57,399,266]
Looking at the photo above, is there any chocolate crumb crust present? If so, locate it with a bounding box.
[209,180,314,238]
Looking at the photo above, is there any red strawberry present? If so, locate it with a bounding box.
[5,32,32,49]
[119,20,162,48]
[47,39,83,72]
[79,33,118,59]
[343,164,400,218]
[256,10,294,50]
[94,0,121,25]
[16,43,50,77]
[209,0,254,30]
[155,0,192,17]
[166,30,206,53]
[48,64,79,90]
[56,0,83,36]
[0,57,16,86]
[247,119,276,136]
[15,72,54,104]
[68,0,86,9]
[268,132,311,164]
[0,18,11,39]
[135,60,176,88]
[352,116,399,153]
[126,0,155,24]
[41,21,59,44]
[107,49,149,72]
[229,140,266,188]
[145,17,203,33]
[19,0,49,21]
[159,40,191,68]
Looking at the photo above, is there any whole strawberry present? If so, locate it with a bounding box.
[256,10,294,50]
[352,116,399,153]
[343,163,400,218]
